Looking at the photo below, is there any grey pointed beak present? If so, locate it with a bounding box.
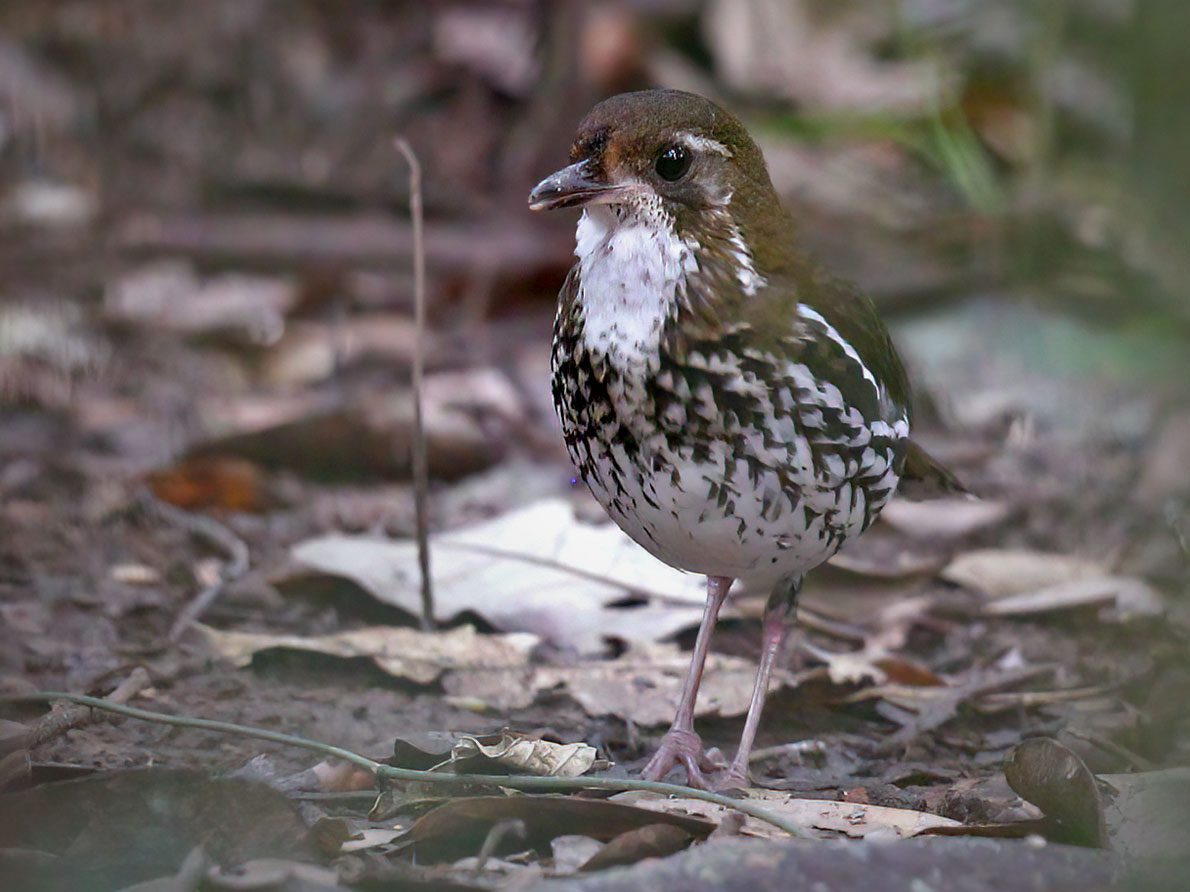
[528,159,631,211]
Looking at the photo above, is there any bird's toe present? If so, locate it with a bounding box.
[640,728,717,788]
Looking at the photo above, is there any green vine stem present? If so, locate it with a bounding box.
[10,692,810,839]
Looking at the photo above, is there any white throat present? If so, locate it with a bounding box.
[573,203,696,365]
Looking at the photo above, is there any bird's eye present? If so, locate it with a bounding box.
[654,144,691,182]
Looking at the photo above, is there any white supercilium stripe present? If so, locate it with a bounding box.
[677,133,733,157]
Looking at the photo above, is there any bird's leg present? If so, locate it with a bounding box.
[640,575,733,788]
[715,578,800,791]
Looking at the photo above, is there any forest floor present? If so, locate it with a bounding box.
[1,2,1187,890]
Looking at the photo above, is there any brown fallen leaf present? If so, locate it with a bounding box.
[611,790,961,841]
[147,454,269,512]
[1005,737,1107,848]
[195,623,536,685]
[873,657,945,687]
[579,823,694,872]
[400,796,714,864]
[191,393,500,483]
[304,760,377,795]
[916,820,1046,842]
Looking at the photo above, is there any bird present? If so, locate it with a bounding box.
[528,89,963,791]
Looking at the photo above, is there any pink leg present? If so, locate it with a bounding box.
[640,575,733,789]
[716,597,796,791]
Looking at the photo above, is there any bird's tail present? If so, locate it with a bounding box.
[897,439,970,500]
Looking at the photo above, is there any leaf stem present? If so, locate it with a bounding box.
[10,692,809,839]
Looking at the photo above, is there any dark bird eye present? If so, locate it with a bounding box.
[655,144,691,181]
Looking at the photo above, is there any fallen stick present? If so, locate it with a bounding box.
[3,673,149,790]
[8,692,810,839]
[30,668,152,748]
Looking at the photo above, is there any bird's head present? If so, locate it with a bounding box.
[529,90,787,253]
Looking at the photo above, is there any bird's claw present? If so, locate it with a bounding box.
[640,729,725,789]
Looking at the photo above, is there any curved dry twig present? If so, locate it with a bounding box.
[139,489,251,641]
[30,667,152,747]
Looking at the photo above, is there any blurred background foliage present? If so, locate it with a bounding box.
[0,0,1186,505]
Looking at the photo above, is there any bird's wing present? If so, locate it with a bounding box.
[732,265,971,496]
[787,269,911,413]
[720,265,910,428]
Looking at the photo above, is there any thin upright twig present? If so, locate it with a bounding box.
[8,692,811,839]
[393,137,435,631]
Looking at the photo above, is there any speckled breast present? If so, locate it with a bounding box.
[551,311,910,585]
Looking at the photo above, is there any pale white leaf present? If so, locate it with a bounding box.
[195,623,536,685]
[288,498,708,654]
[881,498,1011,541]
[452,730,602,778]
[984,576,1165,619]
[941,549,1106,599]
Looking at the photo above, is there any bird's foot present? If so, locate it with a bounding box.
[709,763,751,793]
[640,728,725,789]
